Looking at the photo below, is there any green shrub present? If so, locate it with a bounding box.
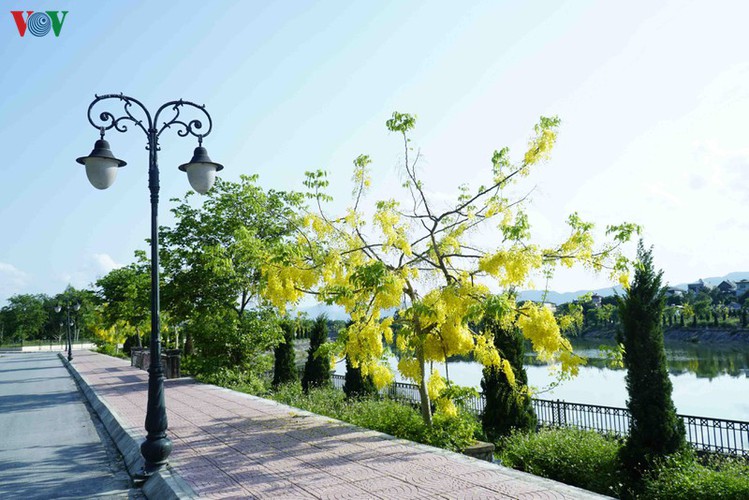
[195,366,269,395]
[95,344,128,359]
[423,410,483,451]
[642,452,749,500]
[342,354,377,399]
[498,428,622,497]
[480,320,536,441]
[273,321,297,387]
[268,383,480,452]
[272,383,349,417]
[617,243,685,480]
[302,315,331,392]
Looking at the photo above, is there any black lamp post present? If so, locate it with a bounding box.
[76,93,223,476]
[55,297,79,361]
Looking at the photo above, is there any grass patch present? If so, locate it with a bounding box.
[267,383,481,452]
[95,344,129,359]
[641,452,749,500]
[497,428,623,497]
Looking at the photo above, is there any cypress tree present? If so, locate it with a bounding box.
[343,355,377,399]
[273,320,298,387]
[617,242,685,481]
[302,315,331,393]
[480,320,536,442]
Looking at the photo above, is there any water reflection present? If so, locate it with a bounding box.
[335,340,749,420]
[557,339,749,380]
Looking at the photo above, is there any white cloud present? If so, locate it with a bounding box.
[644,183,684,208]
[0,262,29,303]
[91,253,122,275]
[55,253,124,292]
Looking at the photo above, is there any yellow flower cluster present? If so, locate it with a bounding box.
[558,230,594,268]
[427,370,446,400]
[618,272,630,290]
[478,247,542,287]
[427,371,458,417]
[359,362,394,389]
[501,359,516,386]
[398,357,423,384]
[523,127,557,166]
[474,334,501,368]
[420,285,478,360]
[263,262,318,313]
[516,302,563,361]
[435,398,458,418]
[374,201,412,256]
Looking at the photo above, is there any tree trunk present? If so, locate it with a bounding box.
[417,348,432,426]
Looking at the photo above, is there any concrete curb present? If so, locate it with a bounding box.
[59,353,198,499]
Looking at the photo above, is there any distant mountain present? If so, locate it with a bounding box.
[517,287,622,305]
[293,303,349,321]
[518,271,749,305]
[694,272,749,287]
[295,272,749,314]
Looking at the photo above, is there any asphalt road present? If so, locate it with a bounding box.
[0,351,138,499]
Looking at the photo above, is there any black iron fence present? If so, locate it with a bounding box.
[330,374,749,457]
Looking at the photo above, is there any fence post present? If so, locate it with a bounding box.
[554,399,566,427]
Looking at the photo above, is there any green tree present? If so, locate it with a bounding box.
[273,320,298,387]
[480,319,536,441]
[52,286,98,344]
[302,315,331,393]
[160,175,303,373]
[690,292,712,327]
[263,112,638,425]
[95,258,151,347]
[2,293,49,342]
[617,242,685,482]
[343,354,378,399]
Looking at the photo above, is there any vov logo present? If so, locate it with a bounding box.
[11,11,68,37]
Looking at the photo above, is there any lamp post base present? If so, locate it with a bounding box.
[139,435,173,476]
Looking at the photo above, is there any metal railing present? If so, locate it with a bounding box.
[330,374,749,457]
[532,399,631,437]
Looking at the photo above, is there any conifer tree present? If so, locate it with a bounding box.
[343,355,377,399]
[273,320,298,387]
[617,242,685,481]
[302,315,331,392]
[480,319,536,441]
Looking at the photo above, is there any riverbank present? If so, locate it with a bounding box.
[579,326,749,344]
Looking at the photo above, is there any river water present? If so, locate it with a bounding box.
[336,339,749,421]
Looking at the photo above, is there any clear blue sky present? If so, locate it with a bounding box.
[2,0,749,306]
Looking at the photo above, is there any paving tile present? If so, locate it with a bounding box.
[69,351,607,499]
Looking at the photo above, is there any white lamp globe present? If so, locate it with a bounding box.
[76,139,126,190]
[178,146,223,195]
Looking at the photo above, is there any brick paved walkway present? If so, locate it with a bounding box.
[67,350,608,499]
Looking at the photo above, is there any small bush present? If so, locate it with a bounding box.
[498,428,622,497]
[273,321,297,387]
[195,366,269,395]
[96,344,128,359]
[342,355,377,399]
[642,452,749,500]
[268,383,480,452]
[302,315,331,392]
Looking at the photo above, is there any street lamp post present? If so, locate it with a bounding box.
[55,297,79,361]
[76,93,223,476]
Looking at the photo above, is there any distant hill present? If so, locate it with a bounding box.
[517,287,622,305]
[696,271,749,287]
[293,303,349,321]
[518,271,749,305]
[295,272,749,316]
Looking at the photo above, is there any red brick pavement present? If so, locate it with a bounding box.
[69,350,609,499]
